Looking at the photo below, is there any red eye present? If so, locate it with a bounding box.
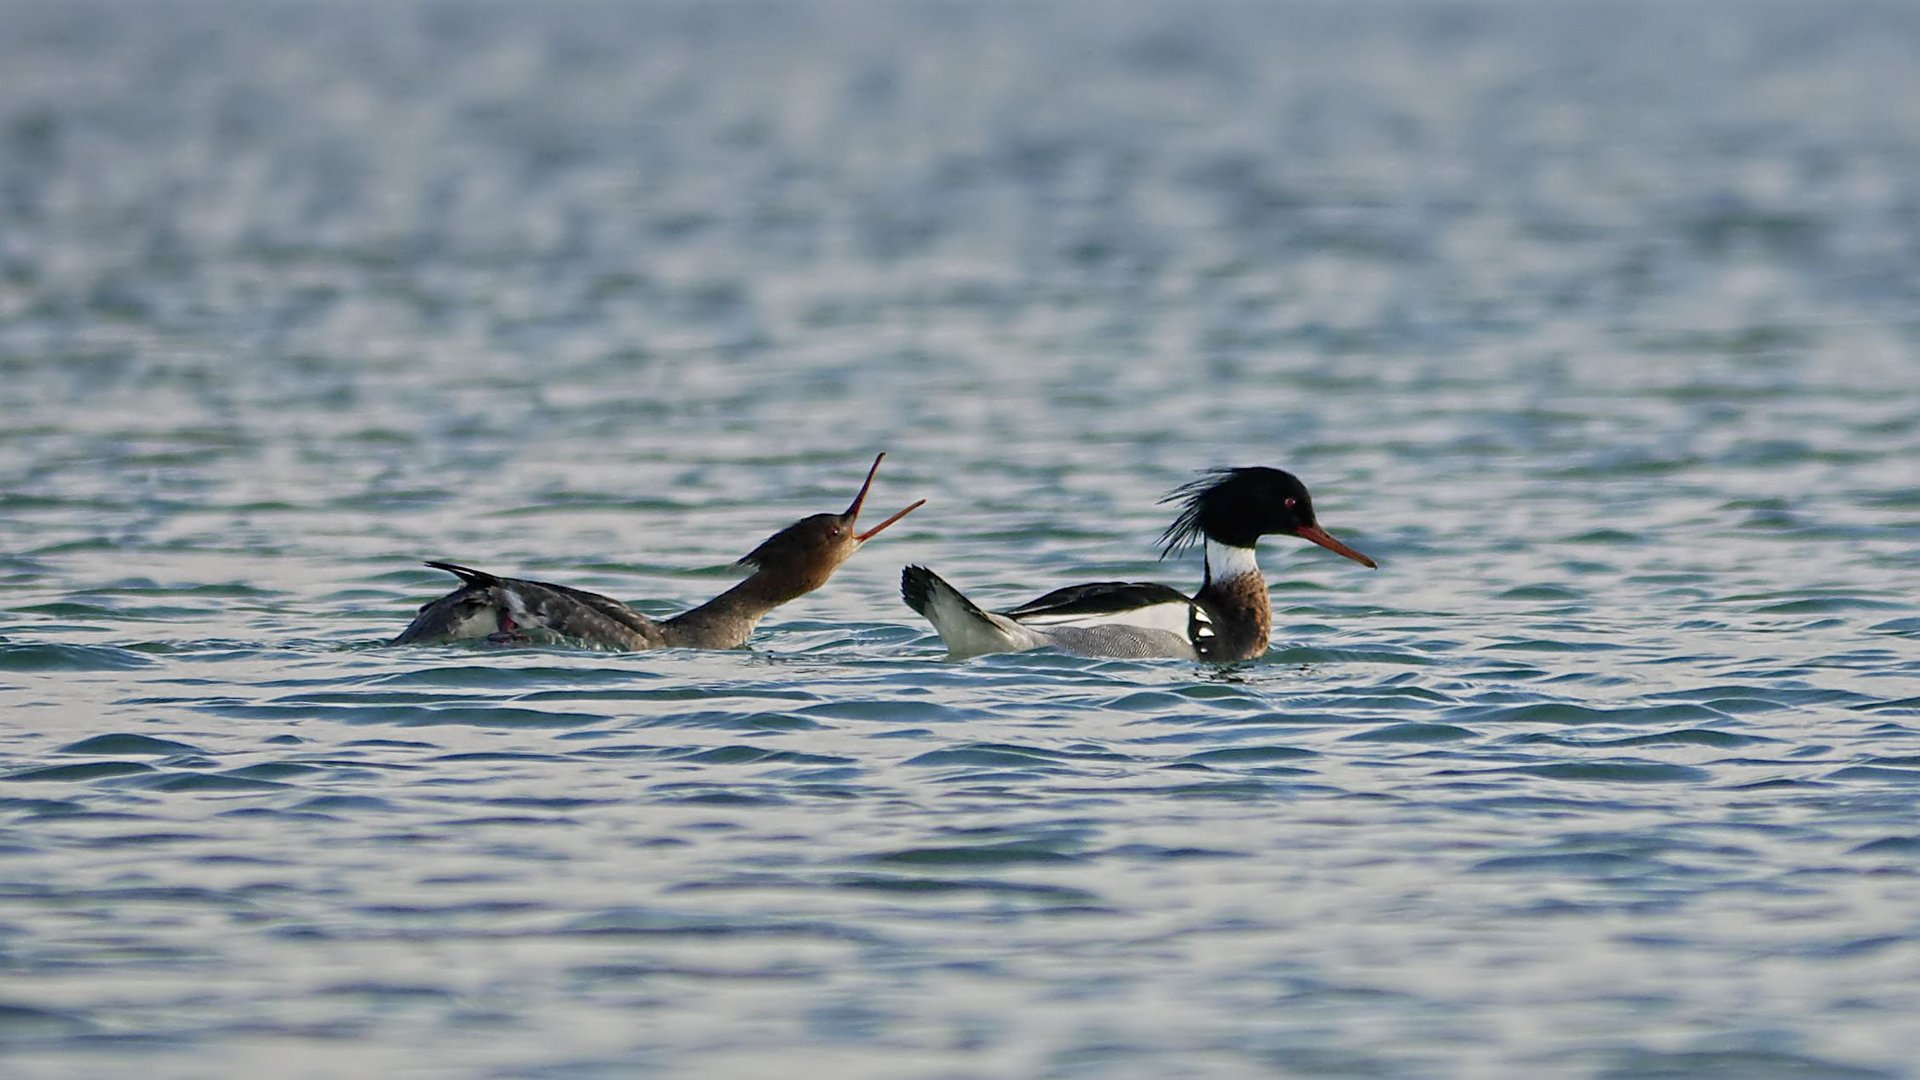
[1284,497,1297,509]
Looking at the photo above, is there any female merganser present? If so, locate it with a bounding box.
[900,466,1375,662]
[391,454,925,650]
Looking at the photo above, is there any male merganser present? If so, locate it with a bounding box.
[900,466,1375,662]
[391,454,925,650]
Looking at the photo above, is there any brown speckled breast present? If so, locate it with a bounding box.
[1195,571,1271,663]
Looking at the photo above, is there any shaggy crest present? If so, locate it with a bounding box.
[1156,468,1235,558]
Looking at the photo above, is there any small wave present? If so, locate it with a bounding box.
[0,642,155,671]
[1462,702,1732,727]
[3,761,156,783]
[56,733,202,755]
[1512,762,1712,783]
[1342,722,1476,743]
[861,841,1083,867]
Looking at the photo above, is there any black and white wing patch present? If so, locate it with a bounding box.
[1187,602,1218,661]
[1001,581,1207,639]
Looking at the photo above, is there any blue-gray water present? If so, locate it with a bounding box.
[3,1,1919,1076]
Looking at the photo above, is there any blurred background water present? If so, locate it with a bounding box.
[2,0,1918,1076]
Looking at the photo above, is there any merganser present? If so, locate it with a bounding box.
[391,454,925,650]
[900,466,1375,662]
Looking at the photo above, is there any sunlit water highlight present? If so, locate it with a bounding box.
[2,1,1918,1076]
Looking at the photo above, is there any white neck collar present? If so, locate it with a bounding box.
[1205,539,1261,583]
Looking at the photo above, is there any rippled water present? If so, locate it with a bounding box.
[4,1,1919,1076]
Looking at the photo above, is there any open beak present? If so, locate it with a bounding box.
[843,453,927,542]
[1297,524,1377,568]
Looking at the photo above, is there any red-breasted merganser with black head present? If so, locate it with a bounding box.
[900,466,1375,662]
[392,454,925,650]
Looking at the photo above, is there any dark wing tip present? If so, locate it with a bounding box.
[424,561,497,587]
[900,564,936,615]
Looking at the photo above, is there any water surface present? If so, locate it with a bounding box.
[3,1,1919,1076]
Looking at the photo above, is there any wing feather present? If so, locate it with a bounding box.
[501,578,663,647]
[1001,581,1204,636]
[392,567,663,650]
